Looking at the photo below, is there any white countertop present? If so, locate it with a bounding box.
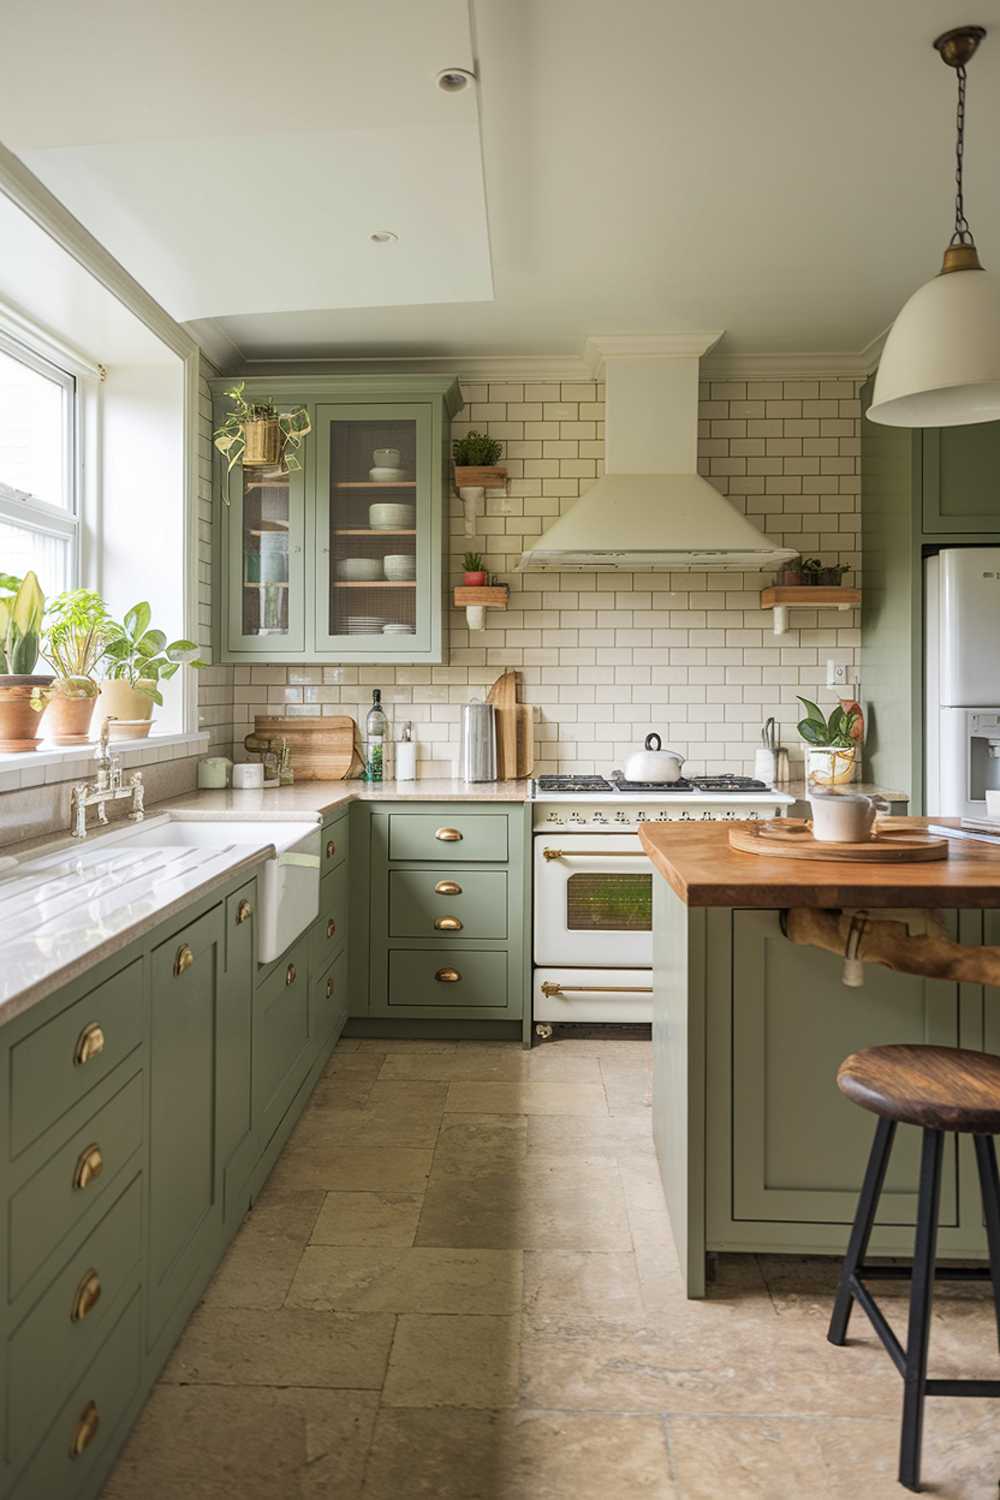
[159,778,531,819]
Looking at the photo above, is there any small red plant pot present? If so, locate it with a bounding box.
[463,571,487,586]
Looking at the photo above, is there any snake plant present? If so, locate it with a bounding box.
[0,571,45,675]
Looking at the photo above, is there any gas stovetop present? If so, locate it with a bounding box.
[533,772,770,797]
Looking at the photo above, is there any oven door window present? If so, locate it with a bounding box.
[565,872,652,932]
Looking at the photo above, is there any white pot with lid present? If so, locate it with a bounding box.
[624,733,686,784]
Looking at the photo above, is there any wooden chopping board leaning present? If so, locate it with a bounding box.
[244,715,364,781]
[486,670,534,780]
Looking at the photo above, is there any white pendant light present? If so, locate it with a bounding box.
[868,26,1000,428]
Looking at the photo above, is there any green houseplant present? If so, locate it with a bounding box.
[797,695,860,787]
[453,431,507,490]
[213,382,311,501]
[463,551,487,586]
[0,571,53,751]
[97,602,205,739]
[41,589,113,744]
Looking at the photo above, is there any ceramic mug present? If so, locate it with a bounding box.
[232,762,264,790]
[809,790,890,843]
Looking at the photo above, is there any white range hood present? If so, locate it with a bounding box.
[517,335,796,572]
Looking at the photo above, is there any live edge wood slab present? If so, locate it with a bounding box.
[639,818,1000,909]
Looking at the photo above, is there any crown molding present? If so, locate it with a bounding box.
[235,352,594,382]
[183,317,246,376]
[701,350,870,381]
[584,332,724,376]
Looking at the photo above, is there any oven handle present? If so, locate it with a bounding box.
[540,981,653,996]
[541,848,645,861]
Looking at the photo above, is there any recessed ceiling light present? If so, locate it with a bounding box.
[436,67,475,93]
[369,230,398,244]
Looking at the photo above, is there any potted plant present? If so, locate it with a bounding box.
[797,695,861,785]
[213,382,311,499]
[775,561,803,586]
[463,551,487,586]
[40,589,113,745]
[452,431,506,489]
[817,562,851,586]
[97,603,205,739]
[800,558,824,586]
[0,572,53,752]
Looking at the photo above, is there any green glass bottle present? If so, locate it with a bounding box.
[365,688,388,782]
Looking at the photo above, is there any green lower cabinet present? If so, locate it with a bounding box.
[252,934,312,1156]
[388,868,509,941]
[313,946,349,1046]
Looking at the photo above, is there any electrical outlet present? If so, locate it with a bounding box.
[826,660,850,689]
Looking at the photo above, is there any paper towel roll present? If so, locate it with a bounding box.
[396,740,417,781]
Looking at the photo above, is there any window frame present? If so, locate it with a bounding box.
[0,326,79,591]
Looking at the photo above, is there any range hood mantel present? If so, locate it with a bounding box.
[517,334,796,573]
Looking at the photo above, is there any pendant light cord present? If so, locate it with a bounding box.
[951,62,976,247]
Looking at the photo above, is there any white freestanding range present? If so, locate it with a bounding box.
[531,774,793,1036]
[926,548,1000,817]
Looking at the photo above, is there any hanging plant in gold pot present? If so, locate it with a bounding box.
[213,382,311,501]
[0,572,54,752]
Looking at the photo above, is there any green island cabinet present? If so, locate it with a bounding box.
[0,804,349,1500]
[860,378,1000,808]
[210,375,462,665]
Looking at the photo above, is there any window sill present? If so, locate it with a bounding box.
[0,731,210,792]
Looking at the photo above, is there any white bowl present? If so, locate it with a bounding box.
[336,557,383,581]
[369,503,416,530]
[383,554,416,581]
[369,467,409,482]
[373,447,401,467]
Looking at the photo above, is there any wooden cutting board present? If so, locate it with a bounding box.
[487,670,521,780]
[729,819,948,863]
[246,715,359,782]
[515,704,534,778]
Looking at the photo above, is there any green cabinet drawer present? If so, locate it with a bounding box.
[253,935,311,1148]
[11,1290,142,1500]
[388,948,508,1009]
[9,957,143,1160]
[322,813,349,874]
[388,813,508,863]
[312,861,348,973]
[8,1173,142,1470]
[313,947,349,1047]
[388,868,508,940]
[9,1069,143,1301]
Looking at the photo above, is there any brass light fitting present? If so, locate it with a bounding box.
[932,25,987,274]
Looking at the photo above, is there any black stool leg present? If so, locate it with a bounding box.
[899,1127,943,1494]
[973,1134,1000,1353]
[828,1116,896,1346]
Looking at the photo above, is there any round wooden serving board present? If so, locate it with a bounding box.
[728,818,949,863]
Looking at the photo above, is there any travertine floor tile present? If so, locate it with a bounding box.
[265,1142,433,1194]
[416,1157,632,1250]
[522,1249,646,1334]
[378,1047,602,1084]
[101,1384,377,1500]
[526,1110,653,1158]
[382,1313,520,1409]
[287,1246,523,1314]
[431,1112,529,1176]
[310,1190,424,1248]
[444,1080,609,1116]
[290,1103,441,1151]
[200,1229,305,1311]
[161,1306,394,1390]
[354,1038,455,1053]
[358,1408,506,1499]
[243,1186,325,1241]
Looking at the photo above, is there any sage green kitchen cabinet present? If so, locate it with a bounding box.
[922,421,1000,533]
[211,375,461,665]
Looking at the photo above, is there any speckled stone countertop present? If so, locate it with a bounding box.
[782,779,910,805]
[160,778,531,819]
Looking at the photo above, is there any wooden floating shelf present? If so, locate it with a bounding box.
[760,585,861,636]
[453,585,509,609]
[333,580,416,589]
[334,528,416,537]
[244,477,289,491]
[249,522,289,535]
[334,481,416,490]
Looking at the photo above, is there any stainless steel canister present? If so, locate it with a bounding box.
[461,699,497,782]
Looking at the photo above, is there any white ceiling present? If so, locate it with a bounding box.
[2,0,1000,362]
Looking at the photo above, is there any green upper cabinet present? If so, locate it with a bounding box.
[922,421,1000,532]
[212,376,461,664]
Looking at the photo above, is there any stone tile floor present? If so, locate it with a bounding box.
[101,1036,1000,1499]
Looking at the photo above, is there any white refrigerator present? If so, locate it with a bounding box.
[926,548,1000,817]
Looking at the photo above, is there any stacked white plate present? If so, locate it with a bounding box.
[346,615,383,634]
[370,503,416,530]
[336,557,382,581]
[383,623,415,635]
[383,554,416,581]
[369,466,409,482]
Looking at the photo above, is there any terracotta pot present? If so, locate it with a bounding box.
[95,679,155,739]
[454,464,507,490]
[44,689,97,746]
[243,418,282,467]
[463,571,487,586]
[0,675,55,752]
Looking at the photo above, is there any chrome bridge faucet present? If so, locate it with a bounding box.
[71,717,145,839]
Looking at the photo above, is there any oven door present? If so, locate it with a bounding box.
[533,833,652,966]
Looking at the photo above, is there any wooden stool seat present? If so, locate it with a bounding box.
[837,1043,1000,1134]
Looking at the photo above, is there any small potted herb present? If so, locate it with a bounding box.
[41,589,114,745]
[817,562,851,586]
[797,696,860,786]
[775,561,803,586]
[214,382,311,499]
[452,431,506,490]
[0,571,53,752]
[97,603,205,738]
[800,558,825,585]
[463,552,487,586]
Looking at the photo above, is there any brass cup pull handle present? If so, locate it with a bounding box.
[435,967,461,983]
[236,899,253,925]
[174,944,194,977]
[434,916,463,931]
[434,880,462,896]
[435,827,462,842]
[286,963,297,987]
[73,1144,104,1191]
[70,1269,102,1323]
[74,1022,105,1067]
[326,918,337,938]
[69,1400,100,1459]
[326,839,336,859]
[325,976,334,999]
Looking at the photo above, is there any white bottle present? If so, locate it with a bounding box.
[396,721,417,781]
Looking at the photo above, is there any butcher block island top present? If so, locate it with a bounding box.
[639,817,1000,908]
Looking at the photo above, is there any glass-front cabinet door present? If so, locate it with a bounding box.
[314,403,439,660]
[226,457,306,655]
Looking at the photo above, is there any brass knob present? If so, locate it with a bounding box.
[435,967,461,983]
[435,827,462,842]
[69,1401,100,1459]
[73,1022,105,1067]
[435,916,463,931]
[286,963,297,987]
[326,917,336,938]
[326,976,334,999]
[434,880,462,895]
[236,899,253,925]
[73,1144,103,1191]
[174,944,194,977]
[70,1269,102,1323]
[326,839,336,859]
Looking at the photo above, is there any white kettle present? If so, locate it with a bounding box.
[624,733,686,784]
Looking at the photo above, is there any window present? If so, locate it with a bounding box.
[0,331,77,595]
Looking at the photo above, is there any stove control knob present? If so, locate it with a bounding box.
[614,811,628,823]
[680,811,691,820]
[635,811,647,821]
[701,811,714,820]
[592,811,606,823]
[747,810,759,820]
